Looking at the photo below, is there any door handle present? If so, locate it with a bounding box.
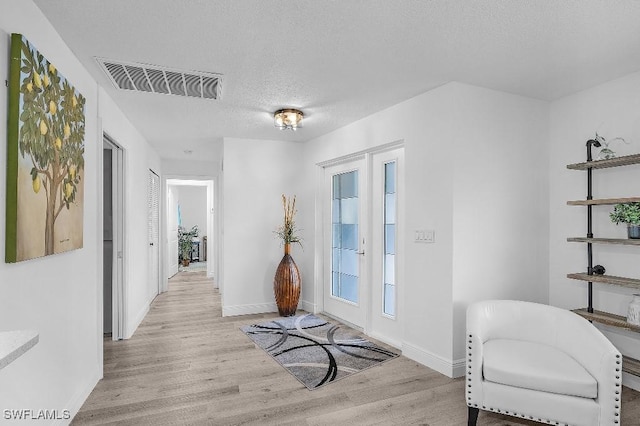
[357,250,365,256]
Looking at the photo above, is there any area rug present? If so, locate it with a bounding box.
[241,314,399,390]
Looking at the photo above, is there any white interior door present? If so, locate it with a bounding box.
[323,158,367,328]
[167,185,179,278]
[148,170,160,296]
[104,135,125,340]
[369,147,404,348]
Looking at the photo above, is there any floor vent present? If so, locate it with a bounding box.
[96,58,222,100]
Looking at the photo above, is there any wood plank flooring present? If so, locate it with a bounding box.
[73,272,640,425]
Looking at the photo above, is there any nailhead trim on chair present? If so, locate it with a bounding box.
[613,354,622,424]
[467,334,473,403]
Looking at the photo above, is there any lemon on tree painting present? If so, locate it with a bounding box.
[6,34,85,263]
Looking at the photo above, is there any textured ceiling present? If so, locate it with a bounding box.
[33,0,640,160]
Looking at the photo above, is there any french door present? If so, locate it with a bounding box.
[369,148,404,347]
[323,158,367,328]
[322,146,404,345]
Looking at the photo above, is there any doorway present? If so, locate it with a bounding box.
[320,144,404,348]
[103,135,126,340]
[165,179,215,284]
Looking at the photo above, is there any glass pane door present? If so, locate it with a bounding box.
[332,170,359,303]
[370,147,403,348]
[323,158,366,328]
[383,161,396,316]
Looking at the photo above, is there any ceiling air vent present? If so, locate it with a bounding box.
[95,58,222,100]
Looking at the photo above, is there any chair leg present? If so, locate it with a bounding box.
[468,406,479,426]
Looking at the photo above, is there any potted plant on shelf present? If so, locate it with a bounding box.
[610,203,640,239]
[273,194,302,316]
[178,225,199,266]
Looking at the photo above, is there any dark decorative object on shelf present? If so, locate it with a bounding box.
[273,195,302,316]
[592,265,606,275]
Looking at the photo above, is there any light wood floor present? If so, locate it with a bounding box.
[73,272,640,425]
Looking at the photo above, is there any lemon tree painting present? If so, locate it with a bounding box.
[6,34,85,263]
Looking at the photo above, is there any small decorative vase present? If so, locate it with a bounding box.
[628,294,640,326]
[598,146,616,160]
[628,225,640,240]
[273,243,301,317]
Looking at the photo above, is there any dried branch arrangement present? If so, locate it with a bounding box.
[275,194,302,247]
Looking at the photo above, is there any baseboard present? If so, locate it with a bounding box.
[126,302,150,339]
[300,300,316,313]
[452,357,466,378]
[222,302,278,317]
[368,331,403,350]
[402,341,464,378]
[222,301,316,317]
[623,372,640,392]
[58,371,100,426]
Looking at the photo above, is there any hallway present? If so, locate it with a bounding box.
[72,272,640,425]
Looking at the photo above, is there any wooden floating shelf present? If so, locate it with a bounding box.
[624,356,640,377]
[567,237,640,246]
[573,308,640,333]
[567,197,640,206]
[567,273,640,290]
[567,154,640,170]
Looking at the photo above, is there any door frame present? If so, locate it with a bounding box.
[314,140,404,336]
[162,177,217,291]
[102,133,127,341]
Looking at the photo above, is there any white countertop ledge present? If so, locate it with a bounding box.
[0,330,39,370]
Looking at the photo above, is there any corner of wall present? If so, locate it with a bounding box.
[402,341,464,378]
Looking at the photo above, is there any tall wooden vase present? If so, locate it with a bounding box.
[274,243,301,317]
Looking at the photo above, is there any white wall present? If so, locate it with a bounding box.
[0,0,100,420]
[98,87,162,337]
[221,138,306,316]
[302,84,458,372]
[176,186,207,239]
[450,83,549,366]
[302,82,549,376]
[162,159,221,178]
[549,70,640,389]
[0,2,162,421]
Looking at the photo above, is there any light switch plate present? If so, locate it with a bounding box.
[414,229,435,243]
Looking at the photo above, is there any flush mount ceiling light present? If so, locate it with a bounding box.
[274,109,304,131]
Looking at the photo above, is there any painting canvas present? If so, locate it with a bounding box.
[6,34,86,263]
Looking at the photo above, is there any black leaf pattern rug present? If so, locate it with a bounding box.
[240,314,399,390]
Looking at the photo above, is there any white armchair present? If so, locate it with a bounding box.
[466,300,622,426]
